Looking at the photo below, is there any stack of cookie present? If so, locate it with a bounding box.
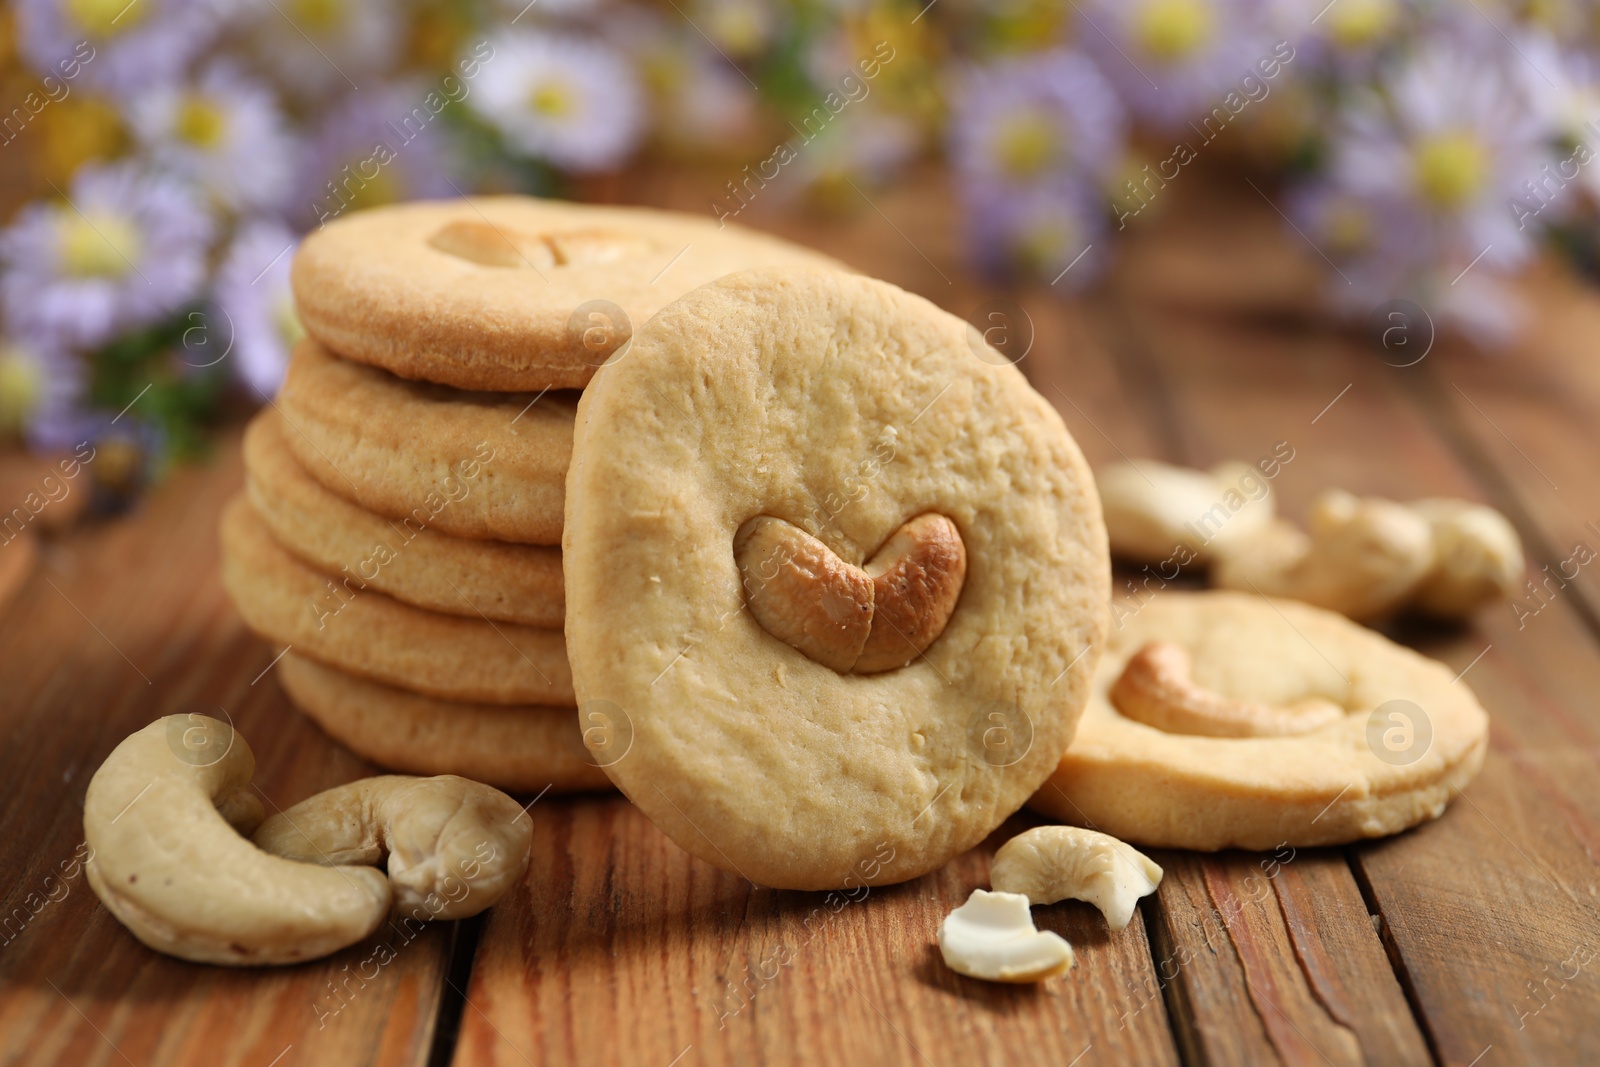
[220,197,843,793]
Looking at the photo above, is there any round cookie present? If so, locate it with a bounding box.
[221,495,573,705]
[1029,590,1489,849]
[277,338,574,545]
[244,409,564,628]
[563,267,1108,891]
[277,653,610,794]
[291,197,849,391]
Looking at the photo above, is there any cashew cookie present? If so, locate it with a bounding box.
[563,267,1108,890]
[1030,591,1488,849]
[291,197,848,392]
[245,409,565,627]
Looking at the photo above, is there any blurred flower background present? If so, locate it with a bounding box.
[0,0,1597,499]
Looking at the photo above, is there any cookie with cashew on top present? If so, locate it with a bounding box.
[563,267,1109,890]
[1030,591,1488,849]
[83,715,530,965]
[292,197,847,392]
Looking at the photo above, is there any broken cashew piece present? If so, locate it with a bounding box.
[937,889,1075,983]
[252,774,531,922]
[735,513,966,673]
[1097,459,1275,565]
[1111,641,1345,738]
[1213,490,1434,620]
[84,715,390,965]
[1409,498,1523,619]
[990,826,1163,932]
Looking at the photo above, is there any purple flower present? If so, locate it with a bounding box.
[213,220,302,400]
[0,336,85,450]
[15,0,219,93]
[0,161,214,351]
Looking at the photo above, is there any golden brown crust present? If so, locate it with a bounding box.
[244,409,565,627]
[220,495,573,705]
[276,338,574,545]
[291,197,849,391]
[277,653,611,794]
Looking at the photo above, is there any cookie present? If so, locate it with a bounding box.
[291,197,848,391]
[221,495,573,705]
[244,409,564,628]
[563,267,1108,891]
[277,653,610,794]
[1030,590,1488,849]
[276,338,574,545]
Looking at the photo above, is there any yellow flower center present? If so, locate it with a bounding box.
[37,97,125,183]
[0,348,42,435]
[1413,132,1489,210]
[1013,217,1078,275]
[1326,0,1397,48]
[344,169,400,213]
[176,96,227,148]
[274,296,306,349]
[993,111,1059,180]
[529,81,574,118]
[288,0,344,34]
[1322,200,1372,253]
[1134,0,1214,62]
[66,0,148,39]
[57,211,140,278]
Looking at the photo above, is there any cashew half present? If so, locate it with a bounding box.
[252,775,531,922]
[990,826,1163,932]
[1098,459,1275,565]
[427,220,651,269]
[84,716,390,965]
[1212,490,1434,620]
[735,513,966,673]
[1111,641,1345,738]
[1409,498,1524,619]
[937,889,1075,983]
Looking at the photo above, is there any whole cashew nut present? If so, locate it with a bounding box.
[252,775,531,922]
[734,513,967,673]
[1110,641,1345,738]
[1212,490,1434,620]
[989,825,1163,932]
[85,716,533,965]
[937,889,1075,983]
[1097,459,1275,565]
[1409,498,1524,619]
[84,716,390,965]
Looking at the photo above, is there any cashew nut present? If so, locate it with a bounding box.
[252,775,531,922]
[85,715,532,965]
[1212,490,1434,620]
[1110,641,1345,737]
[1097,459,1275,564]
[735,513,966,673]
[936,889,1075,983]
[84,715,390,965]
[989,826,1163,932]
[427,219,650,269]
[1409,498,1524,619]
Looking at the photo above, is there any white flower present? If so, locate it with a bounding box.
[213,221,303,400]
[15,0,219,92]
[248,0,402,98]
[126,62,296,214]
[470,30,644,172]
[0,162,214,351]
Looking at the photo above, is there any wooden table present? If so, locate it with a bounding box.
[3,167,1598,1067]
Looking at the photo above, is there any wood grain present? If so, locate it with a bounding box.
[0,437,453,1067]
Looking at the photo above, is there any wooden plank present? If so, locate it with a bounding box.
[1118,300,1600,1064]
[0,434,452,1067]
[455,804,1179,1067]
